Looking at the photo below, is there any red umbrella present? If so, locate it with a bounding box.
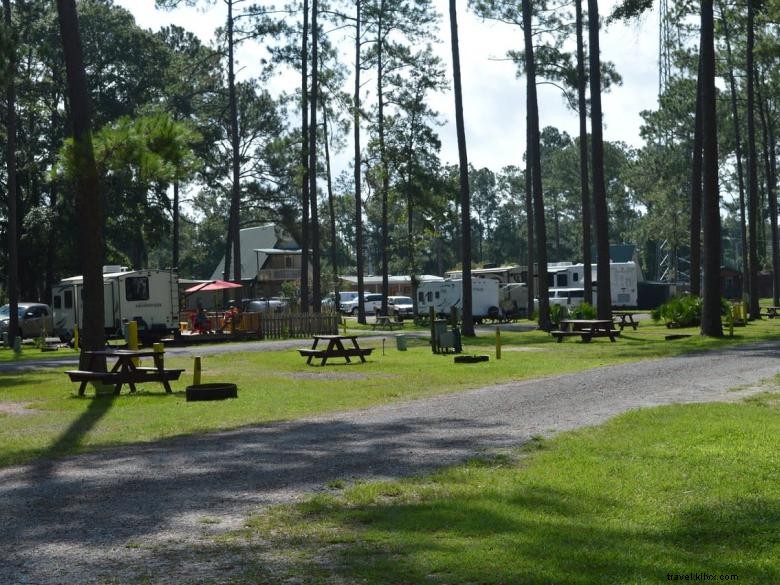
[185,280,243,294]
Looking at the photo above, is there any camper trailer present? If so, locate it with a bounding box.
[546,262,640,307]
[51,267,179,342]
[499,283,529,318]
[416,278,500,320]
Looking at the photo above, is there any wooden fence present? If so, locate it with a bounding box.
[239,312,340,339]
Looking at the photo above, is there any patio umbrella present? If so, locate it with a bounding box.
[184,280,243,294]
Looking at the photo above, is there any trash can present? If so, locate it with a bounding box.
[396,334,408,351]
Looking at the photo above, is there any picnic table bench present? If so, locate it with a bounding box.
[612,310,639,331]
[551,319,620,343]
[762,306,780,318]
[65,349,184,396]
[298,334,373,366]
[371,315,405,330]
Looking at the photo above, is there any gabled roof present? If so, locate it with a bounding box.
[211,224,299,281]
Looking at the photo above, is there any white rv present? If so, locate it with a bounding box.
[51,267,179,342]
[544,261,641,307]
[416,278,500,320]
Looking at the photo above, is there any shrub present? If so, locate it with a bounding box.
[549,304,568,328]
[569,302,597,319]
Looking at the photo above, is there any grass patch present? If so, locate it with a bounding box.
[239,393,780,584]
[1,319,779,468]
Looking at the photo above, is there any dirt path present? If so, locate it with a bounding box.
[1,340,778,584]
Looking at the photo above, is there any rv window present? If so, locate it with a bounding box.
[570,290,585,298]
[418,291,424,303]
[435,292,439,299]
[572,273,579,282]
[557,274,568,287]
[64,290,73,309]
[53,296,62,309]
[126,277,150,301]
[426,292,433,302]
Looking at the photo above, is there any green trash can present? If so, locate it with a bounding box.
[396,334,408,351]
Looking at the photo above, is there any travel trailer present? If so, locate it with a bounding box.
[545,262,641,307]
[51,267,179,342]
[416,278,500,320]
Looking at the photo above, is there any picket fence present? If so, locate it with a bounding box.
[240,312,340,339]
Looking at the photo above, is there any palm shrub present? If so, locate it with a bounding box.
[569,302,597,319]
[549,304,568,328]
[651,295,731,327]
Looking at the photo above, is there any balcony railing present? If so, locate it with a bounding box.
[257,268,308,282]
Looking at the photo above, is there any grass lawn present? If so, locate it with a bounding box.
[0,318,779,468]
[235,389,780,584]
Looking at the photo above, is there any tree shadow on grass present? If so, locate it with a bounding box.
[265,486,780,585]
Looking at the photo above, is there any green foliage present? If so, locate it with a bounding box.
[548,303,567,328]
[568,302,596,319]
[652,295,731,326]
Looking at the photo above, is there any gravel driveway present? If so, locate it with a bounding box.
[2,340,779,584]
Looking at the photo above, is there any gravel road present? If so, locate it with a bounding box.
[2,340,779,584]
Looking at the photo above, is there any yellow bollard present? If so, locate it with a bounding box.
[496,326,502,360]
[193,356,202,385]
[73,325,79,351]
[153,342,164,369]
[127,320,139,366]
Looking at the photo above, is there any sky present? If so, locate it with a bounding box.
[115,0,662,172]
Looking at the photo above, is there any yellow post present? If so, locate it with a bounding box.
[73,325,79,351]
[193,356,202,385]
[153,342,164,369]
[496,326,502,360]
[127,320,139,365]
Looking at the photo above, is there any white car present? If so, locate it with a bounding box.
[341,293,384,315]
[387,296,414,319]
[534,288,588,311]
[0,302,54,339]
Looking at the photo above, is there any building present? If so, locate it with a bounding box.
[211,224,311,298]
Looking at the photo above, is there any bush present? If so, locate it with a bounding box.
[569,302,597,319]
[653,295,702,327]
[549,304,568,328]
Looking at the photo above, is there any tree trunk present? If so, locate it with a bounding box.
[757,75,779,306]
[523,0,550,330]
[3,0,19,345]
[353,0,366,323]
[746,0,759,320]
[721,8,749,292]
[322,102,338,301]
[300,0,310,312]
[525,147,535,318]
[56,0,106,366]
[227,0,241,284]
[587,0,611,320]
[309,0,321,312]
[377,0,390,316]
[172,179,180,268]
[689,57,703,296]
[699,0,722,337]
[449,0,474,336]
[575,0,592,305]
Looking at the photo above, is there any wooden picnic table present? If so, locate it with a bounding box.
[371,315,405,330]
[298,334,373,366]
[65,349,184,396]
[551,319,620,343]
[612,310,639,330]
[762,306,780,318]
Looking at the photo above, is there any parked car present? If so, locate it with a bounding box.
[243,298,287,313]
[533,288,588,312]
[0,302,54,339]
[322,291,358,310]
[387,296,414,319]
[341,293,384,315]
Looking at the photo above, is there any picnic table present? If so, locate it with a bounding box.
[612,310,639,330]
[65,349,184,396]
[371,315,405,330]
[762,306,780,318]
[551,319,620,343]
[298,334,373,366]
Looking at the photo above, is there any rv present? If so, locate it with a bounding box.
[499,283,529,317]
[416,278,500,320]
[51,267,179,342]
